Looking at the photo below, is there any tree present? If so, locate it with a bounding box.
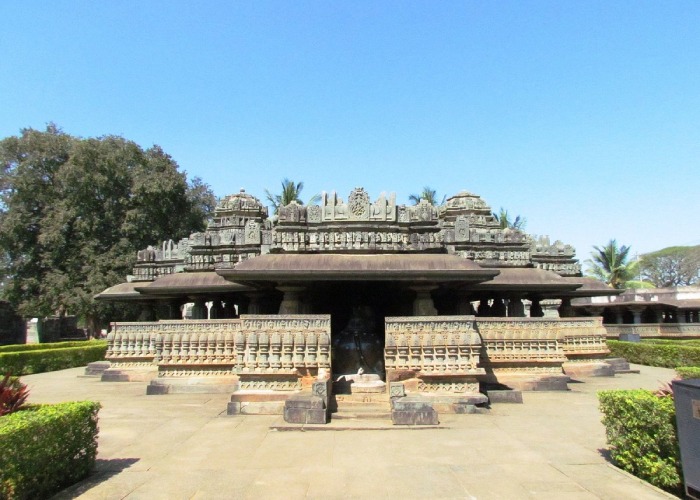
[639,245,700,287]
[492,207,527,230]
[0,125,215,335]
[408,186,445,206]
[265,178,319,216]
[585,239,637,289]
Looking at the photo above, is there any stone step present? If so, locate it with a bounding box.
[333,400,391,419]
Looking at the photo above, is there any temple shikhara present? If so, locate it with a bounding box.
[96,188,620,424]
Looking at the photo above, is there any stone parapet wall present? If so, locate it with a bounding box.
[106,322,160,363]
[384,316,482,373]
[475,317,568,368]
[557,317,610,360]
[107,315,331,390]
[384,316,484,394]
[605,323,700,339]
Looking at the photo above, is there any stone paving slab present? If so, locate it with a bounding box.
[17,365,678,499]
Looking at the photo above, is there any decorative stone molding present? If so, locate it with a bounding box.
[107,315,331,391]
[385,316,484,394]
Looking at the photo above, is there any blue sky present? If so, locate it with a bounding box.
[1,1,699,259]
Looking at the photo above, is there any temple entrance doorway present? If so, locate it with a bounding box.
[309,282,410,384]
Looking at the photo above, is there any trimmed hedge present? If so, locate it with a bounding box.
[607,339,700,368]
[0,340,106,354]
[0,345,107,375]
[0,401,101,499]
[676,366,700,379]
[598,390,682,493]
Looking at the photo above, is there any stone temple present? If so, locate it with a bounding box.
[96,188,619,423]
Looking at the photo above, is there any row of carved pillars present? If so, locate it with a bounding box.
[594,306,700,325]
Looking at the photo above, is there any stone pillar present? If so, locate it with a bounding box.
[477,298,491,317]
[192,299,208,320]
[138,302,156,322]
[410,285,438,316]
[244,292,265,315]
[167,300,183,320]
[209,299,225,319]
[277,286,305,315]
[615,310,623,324]
[456,291,476,315]
[507,297,525,318]
[529,298,544,318]
[558,298,574,318]
[678,310,688,323]
[223,299,237,318]
[629,307,644,324]
[491,297,506,317]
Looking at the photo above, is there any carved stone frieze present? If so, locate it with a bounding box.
[107,316,331,389]
[384,316,483,375]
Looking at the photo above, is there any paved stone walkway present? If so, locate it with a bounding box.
[20,365,678,499]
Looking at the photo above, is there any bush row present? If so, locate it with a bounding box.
[0,340,106,354]
[0,401,101,499]
[0,345,107,375]
[607,340,700,368]
[598,390,682,494]
[641,339,700,346]
[676,366,700,379]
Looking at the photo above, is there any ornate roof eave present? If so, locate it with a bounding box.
[94,282,153,302]
[134,271,253,296]
[463,268,581,294]
[217,253,499,286]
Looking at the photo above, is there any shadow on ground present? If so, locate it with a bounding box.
[52,458,139,499]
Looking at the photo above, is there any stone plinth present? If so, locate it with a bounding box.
[391,396,439,425]
[562,361,615,378]
[84,361,111,377]
[334,373,386,394]
[227,390,296,415]
[147,376,239,394]
[283,394,328,424]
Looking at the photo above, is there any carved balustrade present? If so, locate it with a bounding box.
[604,323,700,339]
[385,316,483,393]
[475,318,567,374]
[556,317,610,361]
[106,322,160,368]
[107,315,331,390]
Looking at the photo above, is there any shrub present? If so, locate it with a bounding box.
[0,401,101,499]
[0,344,107,375]
[0,374,29,416]
[0,340,106,354]
[598,390,682,493]
[607,340,700,368]
[676,366,700,379]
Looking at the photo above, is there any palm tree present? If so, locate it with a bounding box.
[265,178,320,216]
[492,207,527,230]
[408,186,445,206]
[586,239,636,289]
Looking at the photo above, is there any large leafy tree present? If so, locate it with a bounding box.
[492,207,527,230]
[640,245,700,287]
[586,239,637,289]
[265,178,319,216]
[0,125,215,334]
[408,186,445,206]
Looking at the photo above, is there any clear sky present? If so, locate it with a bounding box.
[1,1,699,260]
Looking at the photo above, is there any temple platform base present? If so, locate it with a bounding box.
[563,361,615,378]
[83,361,111,377]
[227,391,298,415]
[333,373,386,394]
[482,372,570,391]
[147,376,240,395]
[604,357,640,374]
[101,365,157,383]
